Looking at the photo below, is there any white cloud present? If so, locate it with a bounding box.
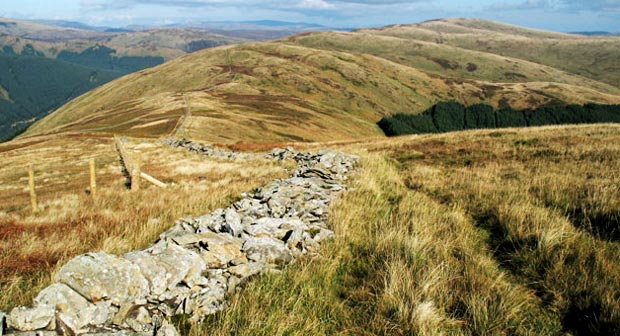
[299,0,335,9]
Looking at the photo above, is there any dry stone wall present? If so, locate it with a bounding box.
[0,142,358,336]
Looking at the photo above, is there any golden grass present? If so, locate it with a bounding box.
[361,18,620,87]
[0,135,286,310]
[3,124,619,335]
[184,124,620,335]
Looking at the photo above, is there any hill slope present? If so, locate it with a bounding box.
[359,18,620,87]
[23,19,620,143]
[0,18,250,141]
[0,54,120,141]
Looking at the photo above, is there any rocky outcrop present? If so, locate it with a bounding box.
[2,144,357,335]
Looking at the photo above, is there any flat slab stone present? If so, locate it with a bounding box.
[125,242,206,295]
[243,237,293,265]
[35,283,110,332]
[55,252,149,306]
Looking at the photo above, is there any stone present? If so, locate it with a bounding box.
[3,332,58,336]
[243,237,293,265]
[224,208,243,237]
[56,312,90,335]
[112,303,138,326]
[55,252,149,306]
[314,228,335,242]
[267,199,286,218]
[7,306,55,331]
[125,242,206,293]
[226,276,242,294]
[194,209,225,233]
[229,256,248,266]
[206,243,245,266]
[82,330,139,336]
[228,263,270,279]
[123,251,168,296]
[199,251,227,269]
[125,318,153,334]
[187,284,227,323]
[155,286,191,317]
[169,231,241,248]
[155,320,178,336]
[34,283,110,331]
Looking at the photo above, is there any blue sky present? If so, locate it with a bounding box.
[1,0,619,32]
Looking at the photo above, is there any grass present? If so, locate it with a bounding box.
[180,124,620,335]
[361,18,620,87]
[0,135,286,310]
[2,125,619,334]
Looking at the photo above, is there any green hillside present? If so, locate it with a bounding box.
[0,54,119,141]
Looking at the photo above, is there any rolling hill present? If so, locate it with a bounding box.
[3,19,620,335]
[358,18,620,87]
[22,19,620,143]
[0,18,250,141]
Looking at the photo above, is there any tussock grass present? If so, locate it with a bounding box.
[189,154,557,335]
[393,124,620,335]
[3,125,619,335]
[186,124,619,335]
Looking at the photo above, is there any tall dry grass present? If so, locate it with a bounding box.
[395,125,620,335]
[189,153,559,335]
[0,137,286,310]
[185,125,619,335]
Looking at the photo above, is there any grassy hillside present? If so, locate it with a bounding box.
[3,124,620,334]
[186,124,620,335]
[359,18,620,87]
[1,18,619,335]
[23,20,620,143]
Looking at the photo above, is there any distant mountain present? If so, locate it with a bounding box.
[570,31,618,36]
[159,20,335,40]
[33,19,102,31]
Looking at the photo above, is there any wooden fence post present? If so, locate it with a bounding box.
[90,158,97,196]
[132,159,141,191]
[28,164,39,213]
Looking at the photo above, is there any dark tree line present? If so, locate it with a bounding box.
[378,102,620,136]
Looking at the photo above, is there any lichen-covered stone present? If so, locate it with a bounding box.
[7,306,55,331]
[55,252,149,306]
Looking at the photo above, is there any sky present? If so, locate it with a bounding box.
[1,0,619,32]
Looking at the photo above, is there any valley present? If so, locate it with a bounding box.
[0,16,619,335]
[0,18,327,142]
